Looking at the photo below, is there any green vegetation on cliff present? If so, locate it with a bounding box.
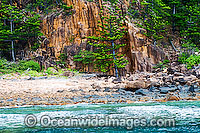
[128,0,199,69]
[87,0,128,77]
[0,0,199,76]
[0,0,73,61]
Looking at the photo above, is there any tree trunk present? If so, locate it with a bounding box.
[10,20,15,62]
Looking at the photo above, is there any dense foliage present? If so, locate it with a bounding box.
[0,0,73,61]
[0,58,40,74]
[74,50,95,72]
[128,0,199,69]
[0,1,43,60]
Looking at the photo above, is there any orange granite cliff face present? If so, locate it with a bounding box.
[39,0,165,73]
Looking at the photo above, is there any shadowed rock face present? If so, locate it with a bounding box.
[40,0,165,73]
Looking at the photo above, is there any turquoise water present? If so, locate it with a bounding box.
[0,101,200,132]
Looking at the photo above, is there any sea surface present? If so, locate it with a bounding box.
[0,101,200,132]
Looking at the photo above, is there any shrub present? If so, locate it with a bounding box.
[153,59,169,70]
[178,52,200,69]
[0,58,18,74]
[56,53,67,66]
[185,55,200,69]
[18,60,40,72]
[178,52,189,64]
[28,70,39,77]
[163,59,170,64]
[46,67,58,75]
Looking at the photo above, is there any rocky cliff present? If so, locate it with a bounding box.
[39,0,165,73]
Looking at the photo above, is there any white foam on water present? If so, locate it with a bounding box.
[1,104,200,129]
[0,114,26,128]
[117,105,200,121]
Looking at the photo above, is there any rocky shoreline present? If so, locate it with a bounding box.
[0,64,200,107]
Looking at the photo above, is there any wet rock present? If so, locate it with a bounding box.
[103,87,110,92]
[135,89,149,96]
[149,86,157,92]
[57,90,64,93]
[183,97,198,101]
[31,97,41,101]
[160,90,168,94]
[27,77,36,80]
[173,76,184,81]
[188,85,195,92]
[113,85,121,90]
[116,88,127,93]
[177,85,183,91]
[7,99,13,102]
[159,86,179,94]
[167,85,176,88]
[17,98,22,102]
[35,76,48,80]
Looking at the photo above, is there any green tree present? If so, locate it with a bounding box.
[129,0,171,45]
[87,0,128,77]
[128,0,199,68]
[74,50,95,72]
[0,1,42,60]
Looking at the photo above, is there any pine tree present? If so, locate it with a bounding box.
[0,1,42,60]
[74,50,95,72]
[87,0,128,77]
[129,0,171,45]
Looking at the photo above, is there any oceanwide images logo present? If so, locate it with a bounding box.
[24,114,176,129]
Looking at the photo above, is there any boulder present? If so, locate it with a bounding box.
[112,78,122,84]
[196,79,200,84]
[173,76,184,81]
[184,75,197,82]
[46,67,58,75]
[162,76,173,83]
[179,64,187,73]
[61,71,74,77]
[167,68,175,75]
[158,86,179,94]
[188,85,195,92]
[166,95,179,101]
[125,80,147,91]
[173,76,187,85]
[181,85,190,92]
[174,72,185,76]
